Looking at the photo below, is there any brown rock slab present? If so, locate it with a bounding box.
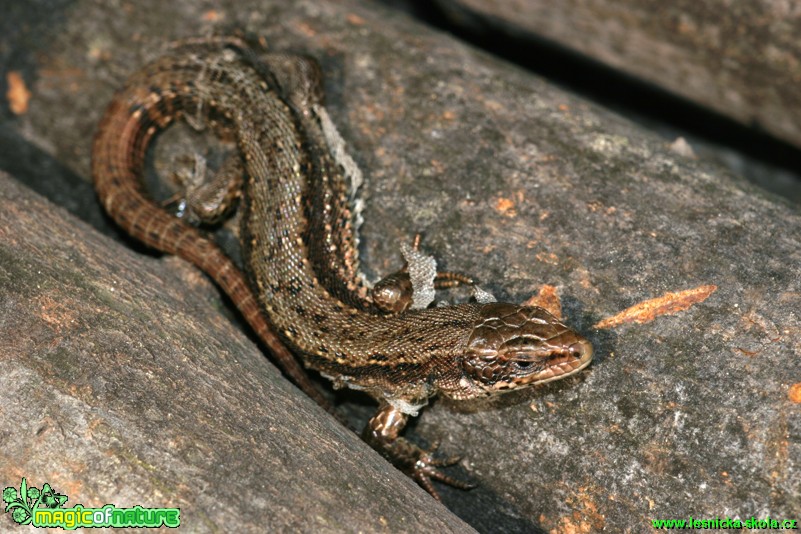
[0,173,474,532]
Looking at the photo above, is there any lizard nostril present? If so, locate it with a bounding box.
[569,340,593,362]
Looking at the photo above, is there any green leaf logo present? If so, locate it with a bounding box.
[3,478,67,525]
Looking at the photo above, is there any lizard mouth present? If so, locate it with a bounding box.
[525,341,594,385]
[491,337,594,391]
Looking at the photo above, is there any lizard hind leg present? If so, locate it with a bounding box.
[165,151,244,227]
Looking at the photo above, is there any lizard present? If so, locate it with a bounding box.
[91,36,593,498]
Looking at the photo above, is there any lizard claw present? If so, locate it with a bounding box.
[423,441,463,467]
[410,443,477,500]
[365,405,477,500]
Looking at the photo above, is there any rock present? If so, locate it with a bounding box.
[0,173,473,532]
[432,0,801,151]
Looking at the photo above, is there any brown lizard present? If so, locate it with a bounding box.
[92,37,593,498]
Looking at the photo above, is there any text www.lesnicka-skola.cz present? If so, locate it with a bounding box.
[652,516,798,529]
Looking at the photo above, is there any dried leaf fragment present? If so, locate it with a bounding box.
[6,71,31,115]
[594,284,717,329]
[494,197,517,217]
[347,13,366,25]
[789,383,801,403]
[201,10,222,21]
[523,285,562,319]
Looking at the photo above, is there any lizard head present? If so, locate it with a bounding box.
[446,303,593,399]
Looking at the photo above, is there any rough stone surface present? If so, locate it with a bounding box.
[1,0,800,532]
[0,173,474,532]
[435,0,801,151]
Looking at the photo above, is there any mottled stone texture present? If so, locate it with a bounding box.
[1,0,799,532]
[435,0,801,150]
[0,173,473,532]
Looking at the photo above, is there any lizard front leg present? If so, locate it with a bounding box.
[372,236,475,315]
[363,403,475,500]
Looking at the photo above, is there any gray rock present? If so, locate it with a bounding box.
[432,0,801,151]
[0,173,473,533]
